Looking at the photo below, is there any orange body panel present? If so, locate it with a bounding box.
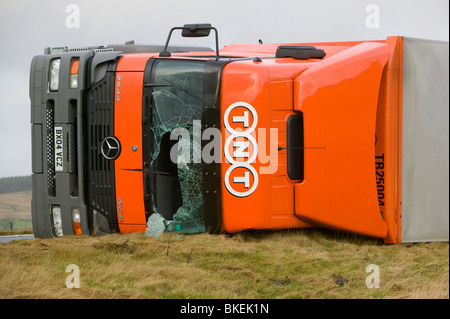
[374,37,404,243]
[114,57,149,234]
[111,37,405,242]
[220,60,313,233]
[293,42,390,238]
[219,38,404,242]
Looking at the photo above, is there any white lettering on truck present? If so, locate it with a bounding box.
[223,102,259,197]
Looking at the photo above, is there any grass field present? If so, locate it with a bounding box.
[0,191,448,299]
[0,230,448,299]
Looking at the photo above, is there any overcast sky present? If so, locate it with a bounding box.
[0,0,448,178]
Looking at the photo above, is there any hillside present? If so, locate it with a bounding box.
[0,190,32,233]
[0,176,32,194]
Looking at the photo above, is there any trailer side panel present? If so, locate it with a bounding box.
[402,38,449,242]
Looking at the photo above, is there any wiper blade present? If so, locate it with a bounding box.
[143,84,172,87]
[121,168,172,175]
[163,79,203,101]
[143,81,202,101]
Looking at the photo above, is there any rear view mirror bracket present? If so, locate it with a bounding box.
[159,23,219,60]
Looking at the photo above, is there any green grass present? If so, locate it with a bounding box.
[0,191,448,299]
[0,230,448,299]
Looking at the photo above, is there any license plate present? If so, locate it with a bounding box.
[54,126,64,172]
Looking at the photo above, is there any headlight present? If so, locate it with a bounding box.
[69,74,78,89]
[51,206,64,237]
[49,59,61,91]
[72,208,80,223]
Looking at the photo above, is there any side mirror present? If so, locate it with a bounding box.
[159,23,219,60]
[181,24,211,38]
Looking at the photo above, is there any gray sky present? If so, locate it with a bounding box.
[0,0,448,178]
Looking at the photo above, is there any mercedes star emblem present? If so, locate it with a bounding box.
[101,136,121,160]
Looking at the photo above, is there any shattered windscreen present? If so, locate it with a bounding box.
[146,59,206,234]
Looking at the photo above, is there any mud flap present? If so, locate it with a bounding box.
[293,42,391,238]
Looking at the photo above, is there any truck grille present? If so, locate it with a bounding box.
[86,71,118,225]
[46,103,56,197]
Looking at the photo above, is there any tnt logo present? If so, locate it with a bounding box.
[225,164,259,198]
[223,102,259,197]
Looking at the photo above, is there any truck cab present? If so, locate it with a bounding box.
[30,24,449,243]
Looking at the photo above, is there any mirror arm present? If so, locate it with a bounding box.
[159,24,220,60]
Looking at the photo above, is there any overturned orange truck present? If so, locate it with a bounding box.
[30,24,449,243]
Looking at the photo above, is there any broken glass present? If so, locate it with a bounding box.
[145,213,166,239]
[146,60,206,235]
